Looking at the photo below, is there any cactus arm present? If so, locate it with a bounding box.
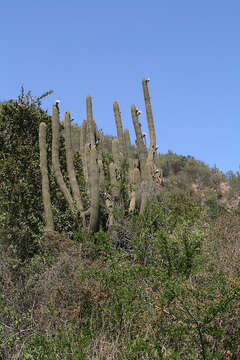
[80,119,89,185]
[64,111,83,212]
[113,101,125,158]
[88,145,99,231]
[51,105,76,213]
[129,167,140,212]
[123,128,132,159]
[98,159,105,190]
[109,161,119,200]
[39,122,54,232]
[86,95,96,146]
[112,138,121,168]
[86,95,100,232]
[123,128,135,183]
[142,78,156,152]
[131,104,147,174]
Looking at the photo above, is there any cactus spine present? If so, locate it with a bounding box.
[39,122,54,232]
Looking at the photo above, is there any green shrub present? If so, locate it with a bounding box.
[0,91,52,259]
[128,193,207,278]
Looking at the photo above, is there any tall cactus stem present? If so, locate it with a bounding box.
[131,104,147,175]
[123,128,132,159]
[86,95,100,232]
[39,122,54,232]
[109,162,119,199]
[112,138,121,168]
[51,105,76,213]
[142,78,156,152]
[129,167,141,212]
[111,138,121,200]
[86,95,96,146]
[89,145,100,231]
[64,111,83,212]
[98,159,105,190]
[113,101,125,158]
[80,120,88,184]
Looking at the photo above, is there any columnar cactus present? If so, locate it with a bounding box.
[110,138,121,200]
[98,158,105,189]
[123,128,132,159]
[122,128,134,176]
[112,138,121,169]
[140,79,159,212]
[130,79,160,213]
[113,101,126,158]
[41,101,101,233]
[39,122,54,232]
[142,78,156,152]
[80,119,88,185]
[64,110,83,212]
[86,95,100,232]
[51,105,76,213]
[131,104,147,174]
[39,78,161,234]
[129,167,140,213]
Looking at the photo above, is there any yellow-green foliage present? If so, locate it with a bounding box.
[1,193,240,359]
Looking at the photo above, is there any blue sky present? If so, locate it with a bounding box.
[2,1,240,173]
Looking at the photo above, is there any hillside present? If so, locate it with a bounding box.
[0,86,240,359]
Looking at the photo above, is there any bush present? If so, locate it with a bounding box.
[128,192,207,278]
[0,91,52,259]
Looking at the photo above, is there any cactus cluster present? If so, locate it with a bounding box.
[39,79,163,233]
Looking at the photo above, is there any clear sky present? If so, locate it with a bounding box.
[1,1,240,173]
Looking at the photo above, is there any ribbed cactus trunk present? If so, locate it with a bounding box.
[142,78,157,178]
[51,105,76,213]
[142,78,156,152]
[129,167,140,213]
[64,110,83,212]
[140,79,158,213]
[129,80,158,213]
[80,119,89,185]
[86,95,96,146]
[89,145,99,231]
[123,128,132,159]
[113,101,126,158]
[97,130,105,190]
[39,122,54,232]
[86,95,100,232]
[110,138,121,200]
[122,128,134,181]
[131,104,147,174]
